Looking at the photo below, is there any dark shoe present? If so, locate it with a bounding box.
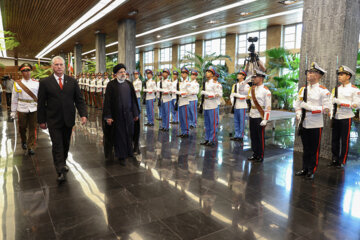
[206,142,215,147]
[119,158,126,166]
[57,173,66,183]
[230,137,238,141]
[200,141,209,145]
[190,126,194,129]
[181,134,189,138]
[177,134,183,137]
[22,143,27,150]
[306,172,314,180]
[328,161,338,167]
[63,165,69,172]
[159,128,164,131]
[237,138,244,143]
[255,157,264,163]
[247,155,257,161]
[28,149,35,155]
[336,163,345,169]
[295,169,308,176]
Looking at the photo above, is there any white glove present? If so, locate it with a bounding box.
[296,111,302,121]
[300,102,312,111]
[260,120,267,126]
[10,112,16,119]
[200,91,207,96]
[333,98,341,104]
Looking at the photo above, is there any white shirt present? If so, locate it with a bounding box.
[54,74,65,87]
[11,78,39,113]
[203,79,218,110]
[231,81,250,109]
[188,79,199,101]
[133,78,142,98]
[103,78,110,94]
[85,78,90,91]
[213,81,223,106]
[96,78,103,92]
[248,84,272,120]
[145,79,156,100]
[171,80,178,100]
[331,82,360,119]
[160,78,172,103]
[294,83,331,128]
[177,78,192,107]
[89,78,96,92]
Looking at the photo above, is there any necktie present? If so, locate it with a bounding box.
[59,77,63,90]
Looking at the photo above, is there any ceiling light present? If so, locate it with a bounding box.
[191,25,197,29]
[136,8,302,48]
[278,0,298,5]
[206,20,219,24]
[156,35,161,38]
[36,0,127,58]
[136,0,256,38]
[128,10,138,16]
[106,51,117,56]
[0,6,6,57]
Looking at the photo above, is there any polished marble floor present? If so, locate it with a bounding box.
[1,106,360,240]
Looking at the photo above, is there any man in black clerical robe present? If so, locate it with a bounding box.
[103,64,140,165]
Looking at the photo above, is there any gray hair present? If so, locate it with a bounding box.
[51,56,65,65]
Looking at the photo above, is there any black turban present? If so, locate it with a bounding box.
[113,63,126,74]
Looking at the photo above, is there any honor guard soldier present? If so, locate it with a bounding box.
[144,69,156,126]
[156,72,163,120]
[89,73,97,107]
[11,63,39,155]
[159,68,172,131]
[133,70,142,111]
[85,73,90,104]
[170,70,179,124]
[247,70,271,163]
[213,72,223,133]
[176,67,192,137]
[78,73,84,96]
[95,72,103,109]
[294,62,331,179]
[189,69,200,128]
[200,66,218,146]
[329,65,360,168]
[230,70,250,142]
[102,72,110,96]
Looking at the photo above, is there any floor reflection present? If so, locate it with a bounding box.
[1,106,360,239]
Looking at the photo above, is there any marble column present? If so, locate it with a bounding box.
[294,0,360,159]
[266,25,282,50]
[172,44,179,69]
[154,48,159,71]
[118,19,136,74]
[95,33,106,73]
[225,34,236,73]
[195,40,203,57]
[74,44,82,75]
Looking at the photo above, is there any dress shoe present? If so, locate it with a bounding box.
[159,128,164,131]
[295,169,308,176]
[118,158,126,166]
[306,172,314,180]
[206,142,215,147]
[336,163,345,169]
[57,173,66,183]
[181,134,189,138]
[177,134,183,137]
[28,149,35,155]
[190,126,194,129]
[247,155,257,161]
[230,137,238,141]
[328,161,338,167]
[237,138,244,143]
[254,157,264,163]
[63,165,69,172]
[22,143,27,150]
[200,141,209,145]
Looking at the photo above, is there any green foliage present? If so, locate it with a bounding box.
[266,47,299,110]
[356,50,360,86]
[0,31,20,50]
[32,63,52,79]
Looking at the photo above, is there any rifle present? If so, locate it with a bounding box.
[142,80,147,105]
[331,56,339,128]
[231,83,237,114]
[198,77,206,114]
[298,56,308,136]
[158,80,162,107]
[174,79,180,111]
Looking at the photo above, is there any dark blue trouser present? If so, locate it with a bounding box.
[204,109,216,143]
[179,105,189,135]
[161,101,170,130]
[188,100,198,127]
[146,99,154,124]
[234,108,246,138]
[171,99,178,122]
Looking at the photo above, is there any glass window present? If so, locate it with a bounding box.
[179,43,195,67]
[143,51,154,72]
[204,38,226,65]
[283,23,302,50]
[136,53,139,63]
[160,47,172,63]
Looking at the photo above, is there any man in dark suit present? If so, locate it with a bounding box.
[37,56,87,182]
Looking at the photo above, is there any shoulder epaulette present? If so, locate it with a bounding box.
[352,85,358,88]
[31,78,39,82]
[319,85,327,89]
[263,86,269,90]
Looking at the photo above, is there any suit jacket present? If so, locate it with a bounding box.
[37,74,87,128]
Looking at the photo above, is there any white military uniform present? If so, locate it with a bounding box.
[96,77,103,94]
[177,78,192,107]
[231,81,250,109]
[188,79,199,102]
[90,78,96,93]
[133,78,142,99]
[11,78,39,113]
[145,79,156,100]
[331,83,360,119]
[248,84,272,121]
[103,77,110,94]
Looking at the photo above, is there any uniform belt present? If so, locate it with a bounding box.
[19,99,36,103]
[251,106,265,109]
